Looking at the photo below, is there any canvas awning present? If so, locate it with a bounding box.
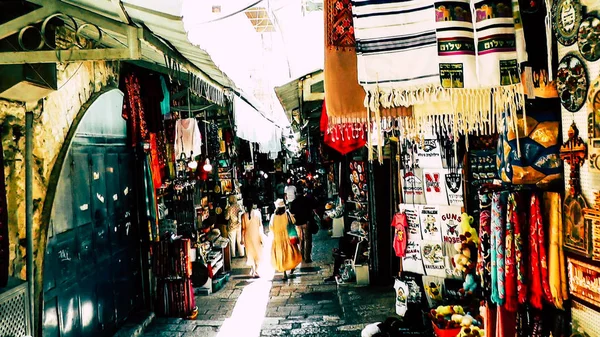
[234,92,282,156]
[274,69,324,123]
[7,0,236,105]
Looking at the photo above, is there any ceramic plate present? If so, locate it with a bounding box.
[553,0,583,46]
[557,54,588,112]
[578,14,600,61]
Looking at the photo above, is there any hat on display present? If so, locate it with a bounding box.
[274,199,285,208]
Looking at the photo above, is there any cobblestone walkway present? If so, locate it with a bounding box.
[142,230,396,337]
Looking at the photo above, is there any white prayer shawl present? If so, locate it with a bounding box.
[352,0,440,111]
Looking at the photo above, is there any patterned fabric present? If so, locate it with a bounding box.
[514,192,527,305]
[504,192,518,312]
[121,72,148,146]
[529,193,553,309]
[473,0,520,87]
[544,192,568,309]
[491,191,507,305]
[352,0,440,111]
[477,190,492,299]
[434,0,478,89]
[327,0,355,50]
[149,133,163,188]
[497,98,562,186]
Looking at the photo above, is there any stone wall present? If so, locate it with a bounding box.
[1,59,119,280]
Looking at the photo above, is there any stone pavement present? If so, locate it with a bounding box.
[142,230,398,337]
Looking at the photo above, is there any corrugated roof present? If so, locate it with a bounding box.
[31,0,237,104]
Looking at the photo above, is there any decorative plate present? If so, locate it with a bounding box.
[215,207,222,215]
[215,185,221,193]
[553,0,583,46]
[352,184,360,197]
[557,54,588,112]
[578,13,600,61]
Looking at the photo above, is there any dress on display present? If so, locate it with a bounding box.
[174,118,202,159]
[270,213,302,272]
[242,209,263,267]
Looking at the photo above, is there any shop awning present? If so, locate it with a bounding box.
[274,69,324,123]
[234,92,282,156]
[4,0,235,105]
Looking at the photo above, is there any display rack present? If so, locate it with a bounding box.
[152,238,197,318]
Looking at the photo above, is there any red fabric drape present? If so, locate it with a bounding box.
[321,101,366,155]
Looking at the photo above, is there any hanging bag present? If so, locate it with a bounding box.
[496,98,562,187]
[286,212,299,245]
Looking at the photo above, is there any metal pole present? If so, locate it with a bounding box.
[25,110,34,336]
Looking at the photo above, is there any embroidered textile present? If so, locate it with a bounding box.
[491,191,507,305]
[514,192,527,305]
[504,192,518,312]
[121,72,148,146]
[544,192,568,309]
[352,0,440,111]
[529,193,553,309]
[477,190,492,299]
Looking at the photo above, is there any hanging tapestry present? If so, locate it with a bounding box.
[420,205,442,242]
[401,168,427,204]
[400,204,422,240]
[422,240,447,277]
[351,0,441,111]
[423,168,449,206]
[0,137,8,288]
[403,239,426,274]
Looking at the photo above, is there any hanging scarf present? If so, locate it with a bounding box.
[514,192,527,305]
[543,192,567,309]
[504,192,518,312]
[512,0,527,63]
[121,72,148,147]
[324,0,368,121]
[491,191,507,305]
[477,190,493,299]
[529,193,553,309]
[321,100,367,155]
[352,0,441,111]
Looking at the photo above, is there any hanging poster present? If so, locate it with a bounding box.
[417,137,443,168]
[423,168,449,205]
[420,206,442,242]
[400,204,422,240]
[402,168,426,204]
[422,241,447,277]
[403,240,425,275]
[445,171,464,206]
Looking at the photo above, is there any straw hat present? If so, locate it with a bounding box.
[274,199,285,208]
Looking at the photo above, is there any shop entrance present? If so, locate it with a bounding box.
[42,89,143,337]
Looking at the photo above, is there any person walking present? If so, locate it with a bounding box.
[290,187,315,263]
[284,179,297,204]
[225,195,244,258]
[241,200,263,277]
[270,199,302,280]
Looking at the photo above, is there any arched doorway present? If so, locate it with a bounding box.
[42,89,143,337]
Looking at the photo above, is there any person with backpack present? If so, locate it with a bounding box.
[290,187,319,263]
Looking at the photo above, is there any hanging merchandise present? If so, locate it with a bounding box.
[394,278,409,317]
[421,241,446,277]
[423,168,449,205]
[504,193,519,312]
[496,98,562,186]
[403,239,426,275]
[141,73,165,133]
[401,168,427,204]
[529,193,554,310]
[320,102,366,155]
[417,137,443,169]
[476,189,493,299]
[577,13,600,62]
[121,71,149,146]
[160,75,171,116]
[174,118,202,160]
[422,276,445,308]
[439,206,462,246]
[557,53,589,113]
[512,0,528,64]
[445,170,464,206]
[490,190,508,305]
[400,204,422,240]
[544,192,568,309]
[391,212,409,257]
[419,205,442,242]
[552,0,583,46]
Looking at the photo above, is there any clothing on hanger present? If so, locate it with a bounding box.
[174,118,202,159]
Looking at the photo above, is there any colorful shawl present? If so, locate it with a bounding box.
[529,193,553,309]
[477,190,492,299]
[544,192,568,309]
[352,0,440,111]
[514,193,527,305]
[491,191,507,305]
[504,192,518,312]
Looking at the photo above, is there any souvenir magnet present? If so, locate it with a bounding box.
[557,53,588,112]
[553,0,583,46]
[578,13,600,62]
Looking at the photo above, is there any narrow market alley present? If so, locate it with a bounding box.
[142,230,396,337]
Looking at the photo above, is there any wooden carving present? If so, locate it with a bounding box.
[560,122,587,195]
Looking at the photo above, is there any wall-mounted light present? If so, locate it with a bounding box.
[203,158,213,172]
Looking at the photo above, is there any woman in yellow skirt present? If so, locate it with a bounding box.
[270,199,302,280]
